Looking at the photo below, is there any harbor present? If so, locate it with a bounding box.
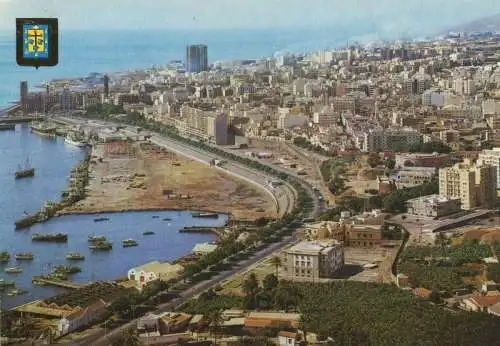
[0,126,227,309]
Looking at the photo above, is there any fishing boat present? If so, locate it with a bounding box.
[162,217,172,221]
[122,239,138,247]
[143,230,155,235]
[32,233,68,242]
[53,265,81,274]
[0,123,15,131]
[5,266,23,274]
[15,252,34,260]
[30,121,56,137]
[15,158,35,179]
[65,133,88,148]
[88,235,107,242]
[65,252,85,260]
[152,215,160,219]
[0,279,15,289]
[93,217,109,222]
[89,241,113,250]
[0,251,11,262]
[191,212,218,218]
[7,288,27,296]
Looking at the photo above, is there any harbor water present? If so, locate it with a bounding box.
[0,126,222,309]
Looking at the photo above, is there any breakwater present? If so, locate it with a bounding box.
[14,152,91,230]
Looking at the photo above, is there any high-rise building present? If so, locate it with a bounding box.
[439,159,497,210]
[186,44,208,73]
[20,81,28,105]
[477,148,500,189]
[103,75,109,98]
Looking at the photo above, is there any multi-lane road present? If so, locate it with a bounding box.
[54,116,323,345]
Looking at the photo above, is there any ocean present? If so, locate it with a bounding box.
[0,26,382,107]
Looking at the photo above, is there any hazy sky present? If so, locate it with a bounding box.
[0,0,498,33]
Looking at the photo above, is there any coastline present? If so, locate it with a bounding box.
[56,207,230,218]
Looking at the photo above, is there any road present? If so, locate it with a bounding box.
[54,116,321,345]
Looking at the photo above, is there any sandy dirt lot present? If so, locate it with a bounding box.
[62,142,276,221]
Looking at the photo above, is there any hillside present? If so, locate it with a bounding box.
[445,13,500,33]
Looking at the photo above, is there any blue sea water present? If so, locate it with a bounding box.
[0,27,380,107]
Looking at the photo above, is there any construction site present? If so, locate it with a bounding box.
[61,141,277,221]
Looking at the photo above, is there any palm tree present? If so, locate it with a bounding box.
[109,327,140,346]
[270,255,282,279]
[208,309,223,345]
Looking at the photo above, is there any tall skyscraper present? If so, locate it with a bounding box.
[20,81,28,104]
[103,74,109,98]
[186,44,208,73]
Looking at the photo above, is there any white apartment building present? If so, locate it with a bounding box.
[278,114,308,129]
[478,148,500,189]
[282,240,344,281]
[439,159,497,210]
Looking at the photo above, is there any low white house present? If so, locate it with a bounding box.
[127,261,184,288]
[192,243,218,255]
[58,299,106,336]
[278,331,300,346]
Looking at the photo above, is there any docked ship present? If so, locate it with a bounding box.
[30,121,57,137]
[7,288,27,296]
[15,252,34,261]
[191,212,219,218]
[65,132,88,148]
[32,233,68,242]
[5,266,23,274]
[0,279,15,289]
[89,241,113,250]
[88,235,107,242]
[65,252,85,260]
[15,158,35,179]
[53,265,81,274]
[0,123,15,131]
[0,252,11,262]
[122,239,138,247]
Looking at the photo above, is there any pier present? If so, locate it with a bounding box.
[179,226,220,235]
[0,115,44,123]
[32,276,86,289]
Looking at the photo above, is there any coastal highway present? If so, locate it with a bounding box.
[54,116,322,345]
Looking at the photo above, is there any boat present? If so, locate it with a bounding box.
[143,230,155,235]
[65,134,88,148]
[53,265,81,274]
[15,252,34,260]
[0,251,10,262]
[65,252,85,260]
[5,266,23,274]
[32,233,68,242]
[89,241,113,250]
[15,158,35,179]
[7,288,27,296]
[0,123,15,131]
[93,217,109,222]
[191,212,219,218]
[0,279,16,289]
[88,235,107,242]
[30,121,57,137]
[152,215,159,219]
[122,239,138,247]
[162,217,172,221]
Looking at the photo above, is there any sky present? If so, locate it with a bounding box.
[0,0,498,35]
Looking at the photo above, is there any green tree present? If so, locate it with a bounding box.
[367,153,382,168]
[263,273,279,291]
[270,255,282,278]
[242,273,260,309]
[109,327,140,346]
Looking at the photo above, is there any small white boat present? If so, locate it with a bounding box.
[5,266,23,274]
[65,135,88,148]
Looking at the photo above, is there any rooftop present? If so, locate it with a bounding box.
[130,261,184,275]
[287,240,342,255]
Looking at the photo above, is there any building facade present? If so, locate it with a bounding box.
[406,194,461,217]
[282,240,344,281]
[439,159,497,210]
[186,44,208,73]
[477,148,500,189]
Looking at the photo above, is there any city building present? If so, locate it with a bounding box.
[438,159,497,210]
[308,221,383,248]
[406,194,461,217]
[282,240,344,281]
[127,261,184,288]
[186,44,208,73]
[57,299,106,336]
[363,127,422,152]
[478,147,500,189]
